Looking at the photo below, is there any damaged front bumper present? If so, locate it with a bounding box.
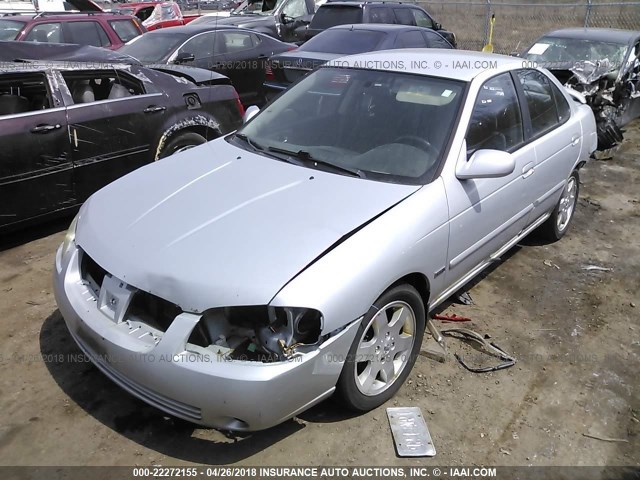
[53,244,360,431]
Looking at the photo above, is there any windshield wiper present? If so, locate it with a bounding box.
[234,132,265,151]
[267,146,365,178]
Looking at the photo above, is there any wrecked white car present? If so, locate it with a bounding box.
[54,50,596,431]
[523,28,640,151]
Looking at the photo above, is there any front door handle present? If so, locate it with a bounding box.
[522,161,535,179]
[143,106,166,114]
[31,124,61,133]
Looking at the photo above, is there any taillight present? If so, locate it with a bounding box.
[234,91,244,117]
[265,63,275,81]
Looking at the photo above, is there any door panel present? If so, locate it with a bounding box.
[63,70,164,201]
[0,72,72,229]
[444,72,534,287]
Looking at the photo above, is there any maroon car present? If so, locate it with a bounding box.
[0,11,145,49]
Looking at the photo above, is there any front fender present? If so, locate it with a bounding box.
[154,114,222,160]
[270,180,450,334]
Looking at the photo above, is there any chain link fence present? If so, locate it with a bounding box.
[417,1,640,53]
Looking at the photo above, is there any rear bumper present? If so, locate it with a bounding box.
[53,244,360,431]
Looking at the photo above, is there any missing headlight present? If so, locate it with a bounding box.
[186,306,323,362]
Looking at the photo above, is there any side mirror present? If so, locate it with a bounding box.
[280,12,289,23]
[434,22,442,30]
[174,52,195,64]
[243,105,260,123]
[510,51,521,57]
[456,149,515,180]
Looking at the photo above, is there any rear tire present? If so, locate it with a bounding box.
[158,132,207,159]
[335,284,425,412]
[537,170,580,242]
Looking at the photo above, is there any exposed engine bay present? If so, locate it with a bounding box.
[186,306,325,362]
[552,59,640,151]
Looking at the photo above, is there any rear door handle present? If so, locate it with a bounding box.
[31,124,61,133]
[570,134,580,147]
[143,106,166,113]
[522,161,535,179]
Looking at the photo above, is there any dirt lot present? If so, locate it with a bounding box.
[0,123,638,469]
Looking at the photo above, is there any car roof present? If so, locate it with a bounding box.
[331,49,520,81]
[540,28,640,44]
[321,1,413,7]
[142,23,261,35]
[327,24,434,32]
[0,60,136,73]
[17,11,130,20]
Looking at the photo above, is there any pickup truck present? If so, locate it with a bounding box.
[113,1,199,30]
[189,0,322,42]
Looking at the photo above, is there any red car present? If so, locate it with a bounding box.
[1,11,145,49]
[113,1,198,30]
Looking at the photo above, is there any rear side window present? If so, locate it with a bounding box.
[368,7,394,24]
[394,31,426,48]
[516,69,561,136]
[423,30,452,48]
[467,72,524,156]
[0,72,52,118]
[393,8,416,26]
[0,19,26,41]
[24,23,62,43]
[109,19,142,43]
[65,21,110,47]
[311,6,363,29]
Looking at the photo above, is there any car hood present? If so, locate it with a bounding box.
[76,138,419,313]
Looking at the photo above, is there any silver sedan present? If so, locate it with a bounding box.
[53,49,597,431]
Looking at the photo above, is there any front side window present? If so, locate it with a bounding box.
[24,23,62,43]
[516,69,560,137]
[109,19,142,43]
[177,32,218,59]
[237,67,465,184]
[423,30,453,49]
[466,72,523,156]
[393,8,416,26]
[65,21,110,47]
[412,9,434,28]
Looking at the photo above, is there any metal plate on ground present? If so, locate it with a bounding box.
[387,407,436,457]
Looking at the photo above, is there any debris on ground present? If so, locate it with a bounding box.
[543,260,560,269]
[581,264,614,272]
[432,313,472,322]
[442,328,516,373]
[582,432,629,443]
[454,291,474,305]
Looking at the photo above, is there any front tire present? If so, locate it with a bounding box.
[538,169,580,241]
[335,284,425,412]
[158,132,207,159]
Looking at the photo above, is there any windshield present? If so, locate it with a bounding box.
[524,36,628,69]
[300,29,385,54]
[120,32,187,62]
[0,19,26,40]
[237,67,464,184]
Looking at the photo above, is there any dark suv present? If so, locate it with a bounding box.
[0,11,145,49]
[298,0,456,46]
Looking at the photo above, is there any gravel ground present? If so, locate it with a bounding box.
[0,122,638,469]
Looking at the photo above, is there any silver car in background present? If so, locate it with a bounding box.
[53,50,597,431]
